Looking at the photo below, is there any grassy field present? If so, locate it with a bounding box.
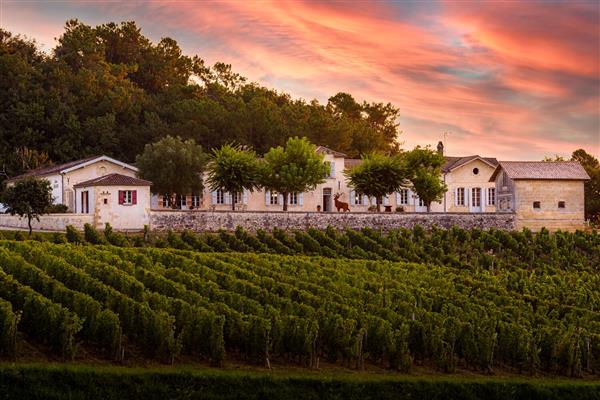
[0,363,598,400]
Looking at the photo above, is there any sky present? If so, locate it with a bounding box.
[1,0,599,160]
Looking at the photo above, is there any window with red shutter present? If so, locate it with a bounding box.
[118,190,124,205]
[132,190,137,205]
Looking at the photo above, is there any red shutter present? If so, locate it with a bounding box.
[118,190,124,205]
[132,190,137,205]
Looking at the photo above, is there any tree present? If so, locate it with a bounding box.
[403,147,447,212]
[261,137,329,211]
[136,136,206,208]
[206,144,261,211]
[344,153,408,212]
[1,177,53,235]
[571,149,600,223]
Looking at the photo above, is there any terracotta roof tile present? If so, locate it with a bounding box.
[74,173,151,188]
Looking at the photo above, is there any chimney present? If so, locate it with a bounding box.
[437,141,444,156]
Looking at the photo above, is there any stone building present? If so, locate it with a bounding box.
[489,161,590,231]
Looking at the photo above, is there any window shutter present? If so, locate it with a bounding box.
[480,187,485,208]
[265,191,270,205]
[330,162,336,178]
[395,192,401,205]
[211,191,217,205]
[363,195,369,205]
[384,195,390,206]
[243,190,248,205]
[454,188,459,206]
[132,191,137,205]
[466,188,470,206]
[225,193,231,204]
[299,193,304,206]
[118,190,124,205]
[278,193,284,205]
[350,190,355,205]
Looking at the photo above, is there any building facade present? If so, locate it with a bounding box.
[490,161,589,231]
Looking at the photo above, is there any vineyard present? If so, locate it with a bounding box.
[0,226,599,380]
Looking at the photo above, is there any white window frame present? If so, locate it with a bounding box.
[270,191,279,205]
[487,188,496,206]
[471,188,481,207]
[123,190,133,205]
[289,192,298,205]
[162,194,170,208]
[179,195,187,208]
[398,189,409,205]
[216,189,225,204]
[191,193,201,208]
[456,187,465,206]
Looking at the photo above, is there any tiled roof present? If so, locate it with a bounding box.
[316,146,347,158]
[442,155,498,173]
[74,173,152,188]
[6,155,100,182]
[344,159,362,170]
[490,161,590,181]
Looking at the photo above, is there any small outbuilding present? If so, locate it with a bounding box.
[74,173,152,231]
[489,161,590,231]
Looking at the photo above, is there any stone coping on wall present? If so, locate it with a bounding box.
[149,210,517,232]
[150,209,509,215]
[0,213,94,232]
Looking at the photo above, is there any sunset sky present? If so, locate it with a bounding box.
[2,0,599,160]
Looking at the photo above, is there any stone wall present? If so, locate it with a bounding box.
[150,210,516,232]
[0,214,94,231]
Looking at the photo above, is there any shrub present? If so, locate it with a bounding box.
[395,206,404,212]
[65,225,82,244]
[84,223,104,244]
[103,223,128,247]
[13,232,24,241]
[45,204,69,213]
[51,232,66,244]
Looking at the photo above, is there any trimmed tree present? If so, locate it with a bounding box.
[344,153,407,212]
[136,135,206,209]
[206,144,262,211]
[1,177,53,235]
[261,137,329,211]
[403,146,447,212]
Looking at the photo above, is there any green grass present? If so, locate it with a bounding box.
[0,363,598,400]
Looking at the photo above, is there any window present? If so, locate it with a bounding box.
[487,188,496,205]
[178,195,187,208]
[398,189,409,205]
[353,192,365,205]
[191,193,201,208]
[471,188,481,207]
[456,187,465,206]
[533,201,541,209]
[119,190,136,206]
[234,192,243,204]
[418,198,426,207]
[472,167,479,175]
[162,194,170,208]
[103,198,108,205]
[558,201,566,209]
[216,189,225,204]
[270,191,279,205]
[289,192,298,205]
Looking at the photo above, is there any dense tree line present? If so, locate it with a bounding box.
[0,20,401,181]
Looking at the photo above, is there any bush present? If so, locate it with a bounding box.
[395,206,404,212]
[45,204,69,213]
[52,232,67,244]
[104,223,129,247]
[13,232,24,241]
[65,225,82,244]
[84,223,104,244]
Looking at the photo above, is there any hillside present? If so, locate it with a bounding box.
[0,227,598,378]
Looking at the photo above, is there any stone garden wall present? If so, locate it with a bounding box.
[150,210,516,232]
[0,214,94,232]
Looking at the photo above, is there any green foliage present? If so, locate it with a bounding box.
[571,149,600,224]
[0,299,19,358]
[0,22,399,182]
[84,223,104,244]
[403,146,447,211]
[103,223,128,247]
[46,204,69,213]
[2,177,53,234]
[136,136,206,206]
[65,225,82,244]
[206,145,262,211]
[344,153,407,212]
[261,137,329,211]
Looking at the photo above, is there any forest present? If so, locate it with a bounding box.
[0,20,401,180]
